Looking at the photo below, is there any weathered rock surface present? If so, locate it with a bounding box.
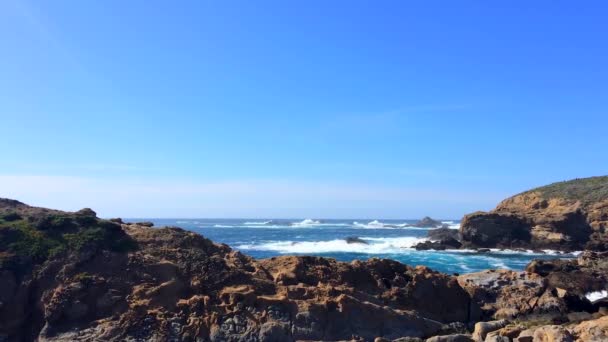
[2,198,608,342]
[460,176,608,251]
[0,199,478,341]
[458,250,608,323]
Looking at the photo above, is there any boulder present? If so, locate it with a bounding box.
[571,315,608,341]
[532,325,573,342]
[426,334,474,342]
[472,320,507,341]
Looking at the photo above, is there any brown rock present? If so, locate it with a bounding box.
[472,320,507,341]
[460,177,608,251]
[0,198,476,341]
[571,316,608,341]
[532,325,573,342]
[426,334,474,342]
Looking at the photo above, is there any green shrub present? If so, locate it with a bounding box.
[1,212,22,222]
[520,176,608,206]
[1,214,136,265]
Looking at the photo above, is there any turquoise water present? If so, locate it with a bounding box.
[137,218,577,274]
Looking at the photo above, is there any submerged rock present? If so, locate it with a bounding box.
[345,236,368,244]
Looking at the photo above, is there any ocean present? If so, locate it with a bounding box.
[134,218,578,274]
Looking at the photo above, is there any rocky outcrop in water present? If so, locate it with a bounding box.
[412,217,444,228]
[460,176,608,251]
[415,227,462,251]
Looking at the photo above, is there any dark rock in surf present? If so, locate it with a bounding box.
[428,227,461,241]
[412,216,444,228]
[345,236,368,244]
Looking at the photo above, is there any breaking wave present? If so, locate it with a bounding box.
[237,236,426,254]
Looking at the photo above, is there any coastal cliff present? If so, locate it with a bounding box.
[1,198,607,341]
[460,176,608,251]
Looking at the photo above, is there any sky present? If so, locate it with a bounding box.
[1,1,607,218]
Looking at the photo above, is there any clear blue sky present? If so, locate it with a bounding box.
[1,1,607,218]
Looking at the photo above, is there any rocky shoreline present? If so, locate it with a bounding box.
[1,196,607,341]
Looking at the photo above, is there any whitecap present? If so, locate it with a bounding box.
[291,219,322,227]
[585,290,608,302]
[353,220,386,229]
[244,220,272,225]
[236,236,426,254]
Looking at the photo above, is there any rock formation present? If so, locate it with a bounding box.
[1,198,607,341]
[415,228,462,250]
[460,176,608,251]
[412,217,444,228]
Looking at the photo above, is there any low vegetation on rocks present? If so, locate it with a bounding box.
[519,176,608,206]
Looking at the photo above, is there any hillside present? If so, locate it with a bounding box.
[518,176,608,207]
[460,176,608,251]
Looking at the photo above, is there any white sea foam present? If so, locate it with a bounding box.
[442,221,461,229]
[352,220,420,229]
[585,290,608,302]
[291,219,321,227]
[446,248,581,257]
[289,219,349,227]
[353,220,386,228]
[213,224,233,228]
[244,220,272,225]
[237,236,426,254]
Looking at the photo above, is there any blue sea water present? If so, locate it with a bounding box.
[132,218,578,274]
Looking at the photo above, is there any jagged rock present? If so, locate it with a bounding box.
[3,197,607,342]
[0,199,476,341]
[460,176,608,251]
[415,238,462,250]
[458,270,551,319]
